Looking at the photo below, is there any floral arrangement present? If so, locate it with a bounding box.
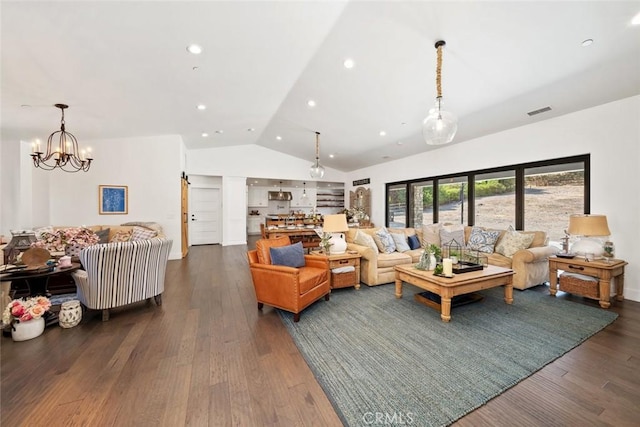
[2,296,51,326]
[31,227,99,253]
[341,207,369,223]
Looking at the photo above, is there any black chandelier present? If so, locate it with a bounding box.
[31,104,93,172]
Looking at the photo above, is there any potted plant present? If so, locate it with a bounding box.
[320,232,333,254]
[2,296,52,341]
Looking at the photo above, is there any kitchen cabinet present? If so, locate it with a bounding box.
[247,216,263,235]
[247,187,268,207]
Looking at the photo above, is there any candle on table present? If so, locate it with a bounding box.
[443,258,453,276]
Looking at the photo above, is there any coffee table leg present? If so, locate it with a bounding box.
[440,297,452,322]
[504,278,514,305]
[395,278,402,299]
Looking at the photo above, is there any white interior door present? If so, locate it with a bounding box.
[190,188,220,245]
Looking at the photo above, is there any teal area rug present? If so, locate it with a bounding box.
[278,284,618,427]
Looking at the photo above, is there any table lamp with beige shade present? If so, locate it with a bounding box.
[322,214,349,255]
[568,214,611,259]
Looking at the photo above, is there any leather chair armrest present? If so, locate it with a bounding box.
[304,255,329,270]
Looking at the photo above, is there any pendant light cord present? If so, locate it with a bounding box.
[435,40,445,99]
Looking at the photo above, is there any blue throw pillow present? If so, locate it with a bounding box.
[270,242,305,268]
[408,234,421,250]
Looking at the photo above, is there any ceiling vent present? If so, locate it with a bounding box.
[527,106,552,116]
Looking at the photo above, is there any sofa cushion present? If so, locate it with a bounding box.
[374,227,396,254]
[130,226,158,241]
[376,252,412,268]
[354,230,378,252]
[390,233,411,252]
[298,266,329,294]
[440,224,465,246]
[421,223,441,247]
[487,252,513,268]
[495,227,536,258]
[96,228,110,244]
[408,234,421,250]
[270,242,305,268]
[467,227,501,254]
[110,229,132,243]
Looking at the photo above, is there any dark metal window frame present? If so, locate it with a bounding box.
[385,154,590,229]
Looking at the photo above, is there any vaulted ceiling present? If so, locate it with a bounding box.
[2,1,639,172]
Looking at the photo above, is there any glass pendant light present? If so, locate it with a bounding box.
[423,40,458,145]
[309,132,325,179]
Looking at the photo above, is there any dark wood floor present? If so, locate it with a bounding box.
[1,241,639,426]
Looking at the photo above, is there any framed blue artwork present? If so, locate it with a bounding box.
[99,185,128,215]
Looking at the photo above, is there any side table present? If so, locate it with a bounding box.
[548,256,627,308]
[311,251,361,290]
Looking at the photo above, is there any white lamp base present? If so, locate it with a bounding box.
[328,233,347,255]
[571,237,605,258]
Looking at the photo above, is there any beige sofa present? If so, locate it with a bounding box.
[346,226,558,290]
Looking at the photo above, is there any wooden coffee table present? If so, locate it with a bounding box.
[394,264,514,322]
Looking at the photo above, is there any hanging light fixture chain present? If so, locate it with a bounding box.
[435,40,445,99]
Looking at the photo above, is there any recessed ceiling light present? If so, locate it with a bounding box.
[276,136,282,140]
[197,104,206,110]
[247,128,255,132]
[382,155,391,159]
[397,141,403,145]
[307,99,316,107]
[215,130,224,134]
[401,122,407,126]
[329,154,335,158]
[201,132,209,137]
[581,39,594,47]
[187,44,203,55]
[21,104,32,108]
[343,58,355,69]
[379,131,387,136]
[192,66,200,71]
[632,12,640,25]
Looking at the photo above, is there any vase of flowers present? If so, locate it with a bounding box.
[3,296,51,341]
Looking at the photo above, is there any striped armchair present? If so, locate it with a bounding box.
[71,238,172,321]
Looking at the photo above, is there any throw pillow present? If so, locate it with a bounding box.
[390,233,411,252]
[495,227,535,258]
[130,226,158,241]
[270,242,305,268]
[110,230,132,243]
[467,227,501,254]
[408,234,421,250]
[96,228,110,244]
[439,224,465,247]
[354,230,378,252]
[374,227,396,254]
[421,223,442,247]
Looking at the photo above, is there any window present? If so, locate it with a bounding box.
[438,176,468,225]
[386,155,588,243]
[474,170,516,229]
[524,162,585,244]
[387,183,406,227]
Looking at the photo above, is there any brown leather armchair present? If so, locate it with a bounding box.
[247,236,330,322]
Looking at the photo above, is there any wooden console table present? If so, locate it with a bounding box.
[548,256,627,308]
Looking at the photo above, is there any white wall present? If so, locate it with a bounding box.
[345,95,640,302]
[43,135,183,259]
